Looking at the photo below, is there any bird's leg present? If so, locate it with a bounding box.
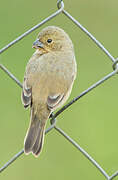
[49,113,56,125]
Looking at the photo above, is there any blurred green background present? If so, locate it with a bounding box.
[0,0,118,179]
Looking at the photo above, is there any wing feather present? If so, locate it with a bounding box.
[22,77,32,108]
[47,94,64,109]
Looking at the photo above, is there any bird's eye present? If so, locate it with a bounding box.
[47,39,52,43]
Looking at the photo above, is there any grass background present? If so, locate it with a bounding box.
[0,0,118,179]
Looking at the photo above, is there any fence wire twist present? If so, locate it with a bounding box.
[0,0,118,179]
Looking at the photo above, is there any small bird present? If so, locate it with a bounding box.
[22,26,77,157]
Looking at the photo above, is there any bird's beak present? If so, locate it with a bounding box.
[32,39,44,49]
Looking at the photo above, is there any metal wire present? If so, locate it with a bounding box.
[0,1,64,54]
[0,118,56,173]
[0,64,22,88]
[62,10,116,63]
[0,0,118,179]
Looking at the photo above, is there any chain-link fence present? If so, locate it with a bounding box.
[0,0,118,179]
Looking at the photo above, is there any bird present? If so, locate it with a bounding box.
[22,26,77,157]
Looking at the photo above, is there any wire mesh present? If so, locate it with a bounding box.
[0,0,118,179]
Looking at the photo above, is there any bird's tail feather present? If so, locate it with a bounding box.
[24,106,50,156]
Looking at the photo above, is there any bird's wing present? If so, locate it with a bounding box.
[47,94,64,110]
[22,77,32,108]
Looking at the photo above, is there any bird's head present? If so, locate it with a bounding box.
[32,26,73,54]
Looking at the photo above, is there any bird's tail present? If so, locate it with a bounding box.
[24,105,50,157]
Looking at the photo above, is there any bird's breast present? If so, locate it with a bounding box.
[26,52,77,95]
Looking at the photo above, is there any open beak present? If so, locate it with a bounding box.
[32,39,44,49]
